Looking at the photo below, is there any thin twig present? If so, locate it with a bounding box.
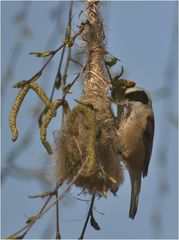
[55,186,61,240]
[70,57,83,67]
[69,192,91,202]
[61,64,86,101]
[55,2,73,236]
[7,181,63,239]
[79,195,95,239]
[29,20,86,84]
[51,46,66,101]
[61,1,73,124]
[38,45,66,127]
[7,195,51,239]
[38,0,74,127]
[7,146,90,239]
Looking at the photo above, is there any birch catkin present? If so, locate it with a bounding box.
[40,99,62,154]
[9,84,31,141]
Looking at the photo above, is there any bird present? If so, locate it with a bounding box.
[118,86,155,219]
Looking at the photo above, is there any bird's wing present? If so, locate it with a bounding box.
[143,112,155,177]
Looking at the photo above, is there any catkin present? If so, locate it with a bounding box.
[9,84,31,141]
[40,100,62,154]
[30,82,52,108]
[80,105,97,176]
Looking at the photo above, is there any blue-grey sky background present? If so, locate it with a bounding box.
[1,1,178,239]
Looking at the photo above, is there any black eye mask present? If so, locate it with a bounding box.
[125,91,149,105]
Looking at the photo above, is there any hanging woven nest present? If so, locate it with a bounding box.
[54,1,124,196]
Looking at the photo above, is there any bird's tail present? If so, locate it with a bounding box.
[129,171,141,219]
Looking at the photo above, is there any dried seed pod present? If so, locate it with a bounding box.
[9,84,31,141]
